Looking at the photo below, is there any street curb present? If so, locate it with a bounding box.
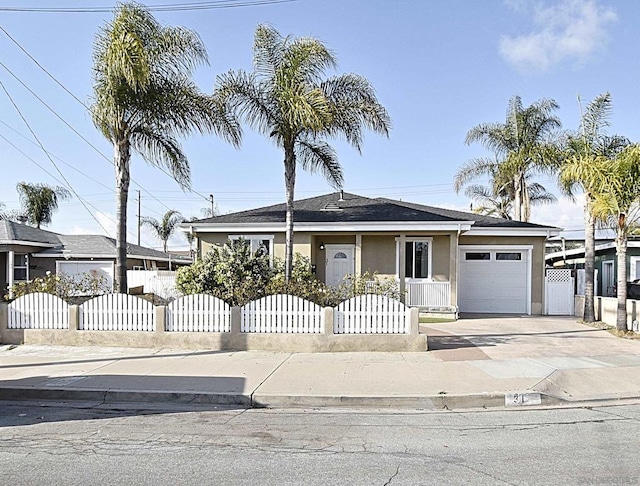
[0,387,252,407]
[0,386,572,411]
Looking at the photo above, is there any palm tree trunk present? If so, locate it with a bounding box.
[616,225,628,331]
[284,143,296,282]
[583,202,596,323]
[114,139,131,294]
[513,175,523,221]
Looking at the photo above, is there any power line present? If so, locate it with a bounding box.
[0,26,214,207]
[0,1,297,13]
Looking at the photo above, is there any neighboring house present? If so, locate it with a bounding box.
[546,241,640,297]
[183,192,560,315]
[0,220,191,293]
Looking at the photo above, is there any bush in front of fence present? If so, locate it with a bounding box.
[5,271,111,303]
[176,242,402,307]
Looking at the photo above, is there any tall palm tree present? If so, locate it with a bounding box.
[559,93,629,323]
[141,209,185,253]
[16,182,71,228]
[455,96,562,222]
[589,145,640,331]
[465,166,556,219]
[91,2,240,292]
[215,24,391,281]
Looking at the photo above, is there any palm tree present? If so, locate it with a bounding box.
[465,166,556,219]
[141,209,185,253]
[215,24,391,281]
[91,2,240,292]
[455,96,562,222]
[589,145,640,331]
[16,182,71,228]
[559,93,629,323]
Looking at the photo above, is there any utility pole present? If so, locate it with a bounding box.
[210,194,215,217]
[137,190,141,246]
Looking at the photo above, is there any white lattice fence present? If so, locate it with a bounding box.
[80,294,156,331]
[166,294,231,332]
[545,269,575,316]
[334,295,409,334]
[8,293,69,329]
[241,294,323,333]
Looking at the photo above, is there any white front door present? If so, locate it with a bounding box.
[325,245,355,286]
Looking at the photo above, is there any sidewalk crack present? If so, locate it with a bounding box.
[250,353,293,407]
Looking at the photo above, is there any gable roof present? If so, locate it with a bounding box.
[0,220,60,247]
[0,220,189,263]
[187,192,560,235]
[34,235,191,263]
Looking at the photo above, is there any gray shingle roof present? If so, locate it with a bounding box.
[0,220,60,245]
[38,235,191,262]
[0,220,189,262]
[193,192,557,229]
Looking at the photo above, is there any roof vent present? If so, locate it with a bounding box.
[322,202,343,211]
[339,190,344,201]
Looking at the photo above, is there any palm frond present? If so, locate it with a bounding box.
[295,136,343,188]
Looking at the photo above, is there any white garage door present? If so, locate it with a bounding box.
[56,261,114,292]
[458,247,530,314]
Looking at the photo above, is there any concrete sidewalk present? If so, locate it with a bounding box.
[2,316,640,410]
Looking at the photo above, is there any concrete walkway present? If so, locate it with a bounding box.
[2,316,640,410]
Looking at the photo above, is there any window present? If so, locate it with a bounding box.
[334,252,347,259]
[465,252,490,261]
[397,238,432,280]
[496,252,522,261]
[13,253,28,281]
[229,235,274,259]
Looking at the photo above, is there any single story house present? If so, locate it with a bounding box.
[546,241,640,297]
[0,220,191,293]
[184,192,560,315]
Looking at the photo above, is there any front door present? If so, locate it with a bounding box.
[325,245,355,287]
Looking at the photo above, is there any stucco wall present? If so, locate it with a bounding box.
[361,235,395,277]
[458,235,547,315]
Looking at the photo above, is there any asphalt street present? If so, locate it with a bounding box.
[1,400,639,485]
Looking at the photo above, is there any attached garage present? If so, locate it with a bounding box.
[458,246,531,314]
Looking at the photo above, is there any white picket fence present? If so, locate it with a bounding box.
[8,293,69,329]
[127,270,180,300]
[7,293,411,335]
[166,295,231,332]
[334,294,409,334]
[241,294,323,333]
[80,294,156,331]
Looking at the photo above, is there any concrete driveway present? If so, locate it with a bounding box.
[422,315,640,361]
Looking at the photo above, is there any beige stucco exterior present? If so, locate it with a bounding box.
[196,230,549,315]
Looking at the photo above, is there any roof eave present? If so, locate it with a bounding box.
[465,227,561,237]
[186,221,477,233]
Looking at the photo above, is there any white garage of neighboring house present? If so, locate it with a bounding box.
[458,245,531,314]
[56,261,115,291]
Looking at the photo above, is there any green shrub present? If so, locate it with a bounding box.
[177,240,404,307]
[5,271,110,302]
[176,239,274,306]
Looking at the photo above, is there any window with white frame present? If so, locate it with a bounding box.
[229,235,274,259]
[396,238,432,280]
[13,253,28,281]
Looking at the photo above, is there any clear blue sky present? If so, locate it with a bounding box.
[0,0,635,249]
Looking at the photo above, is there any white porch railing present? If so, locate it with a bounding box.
[405,281,451,307]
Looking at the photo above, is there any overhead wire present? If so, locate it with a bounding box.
[0,1,298,13]
[0,25,215,207]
